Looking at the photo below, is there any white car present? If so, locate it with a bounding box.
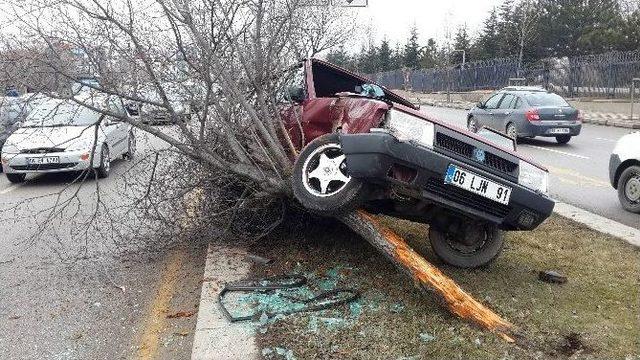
[1,97,135,183]
[609,132,640,213]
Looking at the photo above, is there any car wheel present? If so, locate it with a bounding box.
[506,122,518,139]
[429,221,504,268]
[467,116,478,133]
[6,173,25,183]
[123,132,136,160]
[292,133,368,214]
[555,135,571,144]
[618,165,640,213]
[95,145,110,178]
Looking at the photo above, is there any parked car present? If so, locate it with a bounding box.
[609,132,640,213]
[136,84,193,124]
[1,96,135,183]
[467,86,582,144]
[284,59,554,268]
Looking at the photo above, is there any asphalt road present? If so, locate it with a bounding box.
[0,129,205,359]
[421,105,639,229]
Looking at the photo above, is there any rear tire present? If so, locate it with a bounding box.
[429,221,504,268]
[123,132,135,160]
[6,173,25,183]
[617,165,640,213]
[292,133,368,214]
[555,135,571,144]
[467,116,478,133]
[506,122,518,140]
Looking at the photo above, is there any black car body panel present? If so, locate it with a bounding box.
[340,132,555,231]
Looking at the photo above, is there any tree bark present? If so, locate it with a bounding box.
[339,210,516,343]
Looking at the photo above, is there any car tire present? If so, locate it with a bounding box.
[429,221,504,268]
[292,133,368,214]
[506,122,518,140]
[6,173,25,183]
[123,132,136,160]
[95,145,110,179]
[617,165,640,213]
[467,116,478,133]
[556,135,571,144]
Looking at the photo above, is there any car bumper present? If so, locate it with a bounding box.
[1,150,99,174]
[609,153,621,188]
[519,121,582,137]
[339,132,555,230]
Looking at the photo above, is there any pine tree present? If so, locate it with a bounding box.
[403,25,421,69]
[475,7,499,60]
[452,25,471,65]
[378,39,393,71]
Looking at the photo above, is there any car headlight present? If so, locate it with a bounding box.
[385,109,435,148]
[518,161,548,194]
[2,141,19,155]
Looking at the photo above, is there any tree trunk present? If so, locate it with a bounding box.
[339,210,516,343]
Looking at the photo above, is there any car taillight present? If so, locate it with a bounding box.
[526,109,540,122]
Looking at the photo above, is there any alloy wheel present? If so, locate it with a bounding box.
[302,143,351,197]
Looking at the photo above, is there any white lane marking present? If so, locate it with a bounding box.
[522,145,590,160]
[595,137,616,142]
[554,201,640,247]
[0,184,21,195]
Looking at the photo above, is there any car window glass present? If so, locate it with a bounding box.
[514,97,522,109]
[498,94,516,109]
[524,92,569,107]
[484,94,503,109]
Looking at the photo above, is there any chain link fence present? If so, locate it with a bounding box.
[370,50,640,99]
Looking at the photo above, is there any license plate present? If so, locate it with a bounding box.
[27,156,60,165]
[549,128,570,134]
[444,165,512,205]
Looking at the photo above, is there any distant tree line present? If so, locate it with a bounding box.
[327,0,640,73]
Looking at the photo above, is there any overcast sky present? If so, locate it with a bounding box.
[351,0,502,46]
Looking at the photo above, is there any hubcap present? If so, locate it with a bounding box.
[507,125,517,138]
[625,176,640,202]
[302,143,351,197]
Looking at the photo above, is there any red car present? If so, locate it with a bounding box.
[283,59,554,268]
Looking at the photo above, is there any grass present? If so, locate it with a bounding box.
[246,215,639,359]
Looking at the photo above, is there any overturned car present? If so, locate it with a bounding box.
[283,59,554,268]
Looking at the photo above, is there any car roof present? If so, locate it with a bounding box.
[499,86,548,93]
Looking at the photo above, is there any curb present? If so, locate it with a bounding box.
[417,100,640,129]
[191,244,258,360]
[553,201,640,247]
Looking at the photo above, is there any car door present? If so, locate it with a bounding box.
[477,93,504,129]
[493,93,516,131]
[106,100,129,156]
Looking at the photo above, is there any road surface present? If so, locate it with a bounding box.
[421,106,639,229]
[0,130,205,359]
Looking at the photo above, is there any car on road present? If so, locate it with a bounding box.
[609,132,640,213]
[1,96,135,183]
[467,86,582,144]
[284,59,555,268]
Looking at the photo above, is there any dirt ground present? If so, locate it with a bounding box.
[234,214,639,359]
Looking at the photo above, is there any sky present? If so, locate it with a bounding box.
[349,0,503,46]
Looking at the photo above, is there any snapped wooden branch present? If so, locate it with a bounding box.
[339,210,516,343]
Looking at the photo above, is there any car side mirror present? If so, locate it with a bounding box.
[477,101,485,109]
[286,86,305,103]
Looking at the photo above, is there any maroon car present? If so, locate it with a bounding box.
[284,59,554,268]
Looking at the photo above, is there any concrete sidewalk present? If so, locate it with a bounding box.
[397,90,640,129]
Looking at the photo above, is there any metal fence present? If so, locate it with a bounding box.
[370,50,640,98]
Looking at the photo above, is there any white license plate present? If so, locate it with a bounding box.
[549,128,570,134]
[444,165,512,205]
[27,156,60,165]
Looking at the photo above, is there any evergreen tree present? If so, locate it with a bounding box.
[326,46,352,69]
[420,38,439,68]
[403,25,421,69]
[475,7,499,60]
[378,39,393,71]
[452,25,471,65]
